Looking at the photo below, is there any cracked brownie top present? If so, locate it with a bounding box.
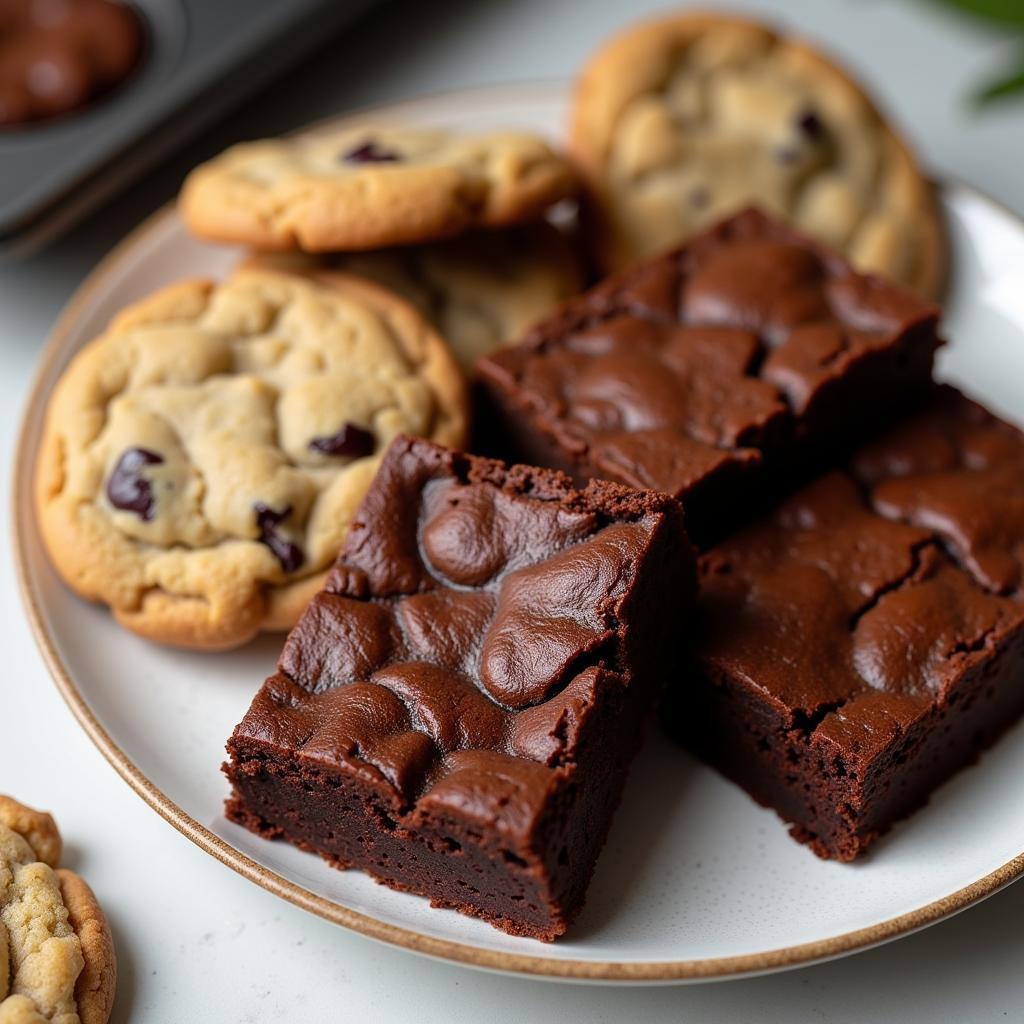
[695,386,1024,755]
[476,209,941,526]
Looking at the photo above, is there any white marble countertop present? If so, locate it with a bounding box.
[3,0,1023,1019]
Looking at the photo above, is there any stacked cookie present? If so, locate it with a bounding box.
[180,126,583,372]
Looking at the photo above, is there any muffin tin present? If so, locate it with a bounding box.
[0,0,380,256]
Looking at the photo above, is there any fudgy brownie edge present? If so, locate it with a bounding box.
[225,436,694,939]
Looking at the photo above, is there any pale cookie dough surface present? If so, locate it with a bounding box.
[250,223,582,372]
[570,12,944,296]
[36,267,468,650]
[0,798,115,1024]
[180,125,577,252]
[0,805,59,874]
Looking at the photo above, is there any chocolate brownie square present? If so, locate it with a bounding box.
[225,436,693,940]
[673,386,1024,860]
[476,208,942,545]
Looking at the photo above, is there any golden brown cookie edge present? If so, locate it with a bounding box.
[56,869,117,1024]
[34,269,469,651]
[567,10,946,298]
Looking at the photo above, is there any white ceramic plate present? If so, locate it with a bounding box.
[15,83,1024,984]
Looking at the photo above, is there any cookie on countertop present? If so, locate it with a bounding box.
[35,267,468,651]
[0,796,116,1024]
[248,222,583,373]
[570,11,944,296]
[179,125,578,253]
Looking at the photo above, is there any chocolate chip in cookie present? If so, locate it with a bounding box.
[342,140,401,164]
[254,503,305,573]
[106,447,164,521]
[309,422,376,458]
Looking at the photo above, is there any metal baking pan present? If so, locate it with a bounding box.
[0,0,381,256]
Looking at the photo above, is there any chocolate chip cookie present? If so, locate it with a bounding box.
[570,12,944,296]
[179,125,577,252]
[0,796,116,1024]
[35,267,468,650]
[248,222,582,373]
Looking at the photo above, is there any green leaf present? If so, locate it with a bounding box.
[931,0,1024,28]
[975,58,1024,104]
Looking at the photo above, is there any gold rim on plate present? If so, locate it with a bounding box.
[12,82,1024,983]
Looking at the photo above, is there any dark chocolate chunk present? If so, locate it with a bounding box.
[254,503,305,573]
[342,141,401,164]
[796,108,825,140]
[689,185,711,209]
[309,422,376,459]
[106,447,164,521]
